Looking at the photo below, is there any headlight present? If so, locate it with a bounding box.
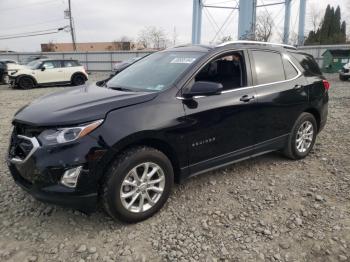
[38,119,103,145]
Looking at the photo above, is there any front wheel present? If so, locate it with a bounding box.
[18,76,35,89]
[283,112,317,160]
[102,147,174,223]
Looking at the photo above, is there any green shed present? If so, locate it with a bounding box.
[322,49,350,73]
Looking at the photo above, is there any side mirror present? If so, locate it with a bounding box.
[183,81,223,99]
[41,66,46,71]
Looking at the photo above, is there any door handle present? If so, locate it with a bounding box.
[294,84,303,90]
[240,95,255,102]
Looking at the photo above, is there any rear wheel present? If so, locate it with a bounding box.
[18,76,35,89]
[339,74,349,81]
[283,112,317,160]
[102,146,174,223]
[71,74,86,86]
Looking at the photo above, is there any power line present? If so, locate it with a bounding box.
[0,27,68,38]
[0,29,65,40]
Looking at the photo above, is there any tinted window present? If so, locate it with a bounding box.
[64,60,79,67]
[195,52,246,90]
[252,51,285,85]
[290,53,322,76]
[42,61,61,69]
[283,58,298,79]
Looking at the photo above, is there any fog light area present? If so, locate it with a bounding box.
[61,166,83,188]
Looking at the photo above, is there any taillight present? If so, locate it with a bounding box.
[322,80,330,91]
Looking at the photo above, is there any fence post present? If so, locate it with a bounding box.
[85,52,89,71]
[110,51,113,71]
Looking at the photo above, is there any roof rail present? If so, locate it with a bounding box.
[217,40,297,50]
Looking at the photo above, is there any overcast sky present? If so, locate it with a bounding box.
[0,0,348,51]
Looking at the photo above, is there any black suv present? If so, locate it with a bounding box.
[7,41,329,222]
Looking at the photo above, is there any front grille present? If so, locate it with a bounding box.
[342,68,349,73]
[8,123,43,162]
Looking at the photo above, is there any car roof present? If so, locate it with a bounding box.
[169,41,297,53]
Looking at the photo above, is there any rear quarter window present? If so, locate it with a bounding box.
[290,52,322,76]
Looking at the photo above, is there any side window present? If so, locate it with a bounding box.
[194,52,246,91]
[252,50,285,85]
[290,53,322,76]
[63,60,78,67]
[42,61,61,69]
[283,57,298,79]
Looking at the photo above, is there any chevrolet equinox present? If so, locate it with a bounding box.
[7,41,329,222]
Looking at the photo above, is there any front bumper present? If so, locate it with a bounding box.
[7,129,107,212]
[9,163,97,212]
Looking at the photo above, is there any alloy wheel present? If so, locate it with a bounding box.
[295,120,314,153]
[120,162,165,213]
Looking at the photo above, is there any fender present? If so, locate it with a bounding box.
[14,74,38,85]
[71,72,88,81]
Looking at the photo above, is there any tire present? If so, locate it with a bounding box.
[71,74,86,86]
[339,75,347,81]
[18,76,35,89]
[102,146,174,223]
[283,112,317,160]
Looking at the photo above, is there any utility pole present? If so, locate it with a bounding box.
[68,0,77,51]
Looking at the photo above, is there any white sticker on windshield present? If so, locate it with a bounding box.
[170,57,196,64]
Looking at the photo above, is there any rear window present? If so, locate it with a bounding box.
[290,52,322,76]
[63,60,80,67]
[252,50,285,85]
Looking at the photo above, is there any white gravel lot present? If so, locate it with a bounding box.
[0,73,349,262]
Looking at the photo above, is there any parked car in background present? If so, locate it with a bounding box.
[96,56,146,86]
[0,59,18,83]
[7,41,329,222]
[339,62,350,81]
[9,59,88,89]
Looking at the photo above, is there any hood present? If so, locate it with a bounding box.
[14,84,158,126]
[6,63,28,71]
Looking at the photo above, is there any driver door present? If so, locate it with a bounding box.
[36,61,64,83]
[181,50,258,175]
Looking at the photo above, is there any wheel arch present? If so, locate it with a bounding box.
[16,74,37,85]
[97,134,182,186]
[304,108,321,132]
[71,71,88,81]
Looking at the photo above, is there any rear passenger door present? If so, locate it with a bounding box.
[249,49,308,149]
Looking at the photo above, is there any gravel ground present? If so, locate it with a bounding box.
[0,73,349,262]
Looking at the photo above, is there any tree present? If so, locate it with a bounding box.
[308,4,321,33]
[305,4,347,45]
[137,26,169,50]
[219,35,233,44]
[255,11,273,42]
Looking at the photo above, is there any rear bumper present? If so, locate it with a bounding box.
[8,163,98,212]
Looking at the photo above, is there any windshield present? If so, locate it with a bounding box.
[107,51,204,92]
[27,60,42,69]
